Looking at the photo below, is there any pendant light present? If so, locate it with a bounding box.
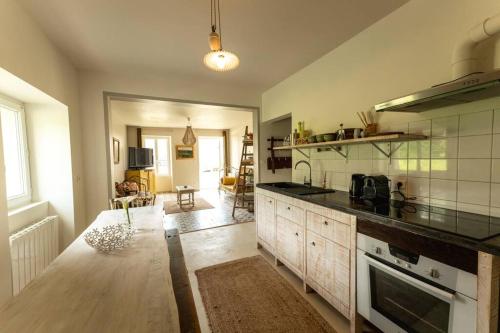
[182,117,197,145]
[203,0,239,72]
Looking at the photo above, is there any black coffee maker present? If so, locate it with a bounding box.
[349,174,365,198]
[361,175,390,201]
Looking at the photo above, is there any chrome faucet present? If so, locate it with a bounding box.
[294,160,312,188]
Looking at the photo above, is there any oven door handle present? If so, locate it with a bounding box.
[364,254,455,301]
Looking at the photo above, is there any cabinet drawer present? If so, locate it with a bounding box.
[276,200,304,226]
[306,211,350,248]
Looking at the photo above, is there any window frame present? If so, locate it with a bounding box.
[0,94,31,208]
[142,135,172,176]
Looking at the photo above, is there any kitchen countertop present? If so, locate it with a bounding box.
[0,206,180,333]
[257,183,500,256]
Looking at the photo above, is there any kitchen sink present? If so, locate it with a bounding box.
[266,182,335,195]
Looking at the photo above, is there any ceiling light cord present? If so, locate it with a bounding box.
[217,0,222,49]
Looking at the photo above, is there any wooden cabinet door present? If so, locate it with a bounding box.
[256,194,275,247]
[333,245,350,305]
[306,231,331,286]
[276,217,304,273]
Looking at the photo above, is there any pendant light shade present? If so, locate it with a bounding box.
[203,0,239,72]
[182,117,197,145]
[203,50,239,72]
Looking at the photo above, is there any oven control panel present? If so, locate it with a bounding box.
[357,233,477,299]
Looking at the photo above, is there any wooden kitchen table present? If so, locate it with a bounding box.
[0,205,180,333]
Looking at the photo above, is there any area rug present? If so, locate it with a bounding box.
[164,198,214,214]
[195,255,336,333]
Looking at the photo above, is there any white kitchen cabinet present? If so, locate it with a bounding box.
[256,193,276,252]
[255,187,356,323]
[276,216,304,275]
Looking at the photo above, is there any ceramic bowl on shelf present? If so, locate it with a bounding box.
[323,133,336,142]
[315,135,324,142]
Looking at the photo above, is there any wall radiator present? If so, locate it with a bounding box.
[9,216,59,295]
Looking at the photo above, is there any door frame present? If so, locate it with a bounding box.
[103,91,259,200]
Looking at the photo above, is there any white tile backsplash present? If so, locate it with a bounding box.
[430,179,457,201]
[409,119,431,136]
[407,159,430,178]
[457,181,490,205]
[292,110,500,216]
[492,183,500,208]
[458,159,491,182]
[431,138,458,158]
[432,115,459,138]
[493,134,500,158]
[408,140,430,159]
[492,159,500,183]
[430,159,457,180]
[388,159,408,176]
[494,109,500,134]
[458,135,492,158]
[458,110,493,136]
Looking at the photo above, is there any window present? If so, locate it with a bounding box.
[143,136,171,176]
[0,96,30,207]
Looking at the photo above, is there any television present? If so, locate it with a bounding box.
[128,147,154,169]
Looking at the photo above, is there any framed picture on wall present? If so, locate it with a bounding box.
[176,145,194,159]
[113,138,120,164]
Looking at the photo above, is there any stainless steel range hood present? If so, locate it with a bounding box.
[375,13,500,113]
[374,70,500,112]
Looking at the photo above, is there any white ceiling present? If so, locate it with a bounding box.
[18,0,408,91]
[110,99,253,129]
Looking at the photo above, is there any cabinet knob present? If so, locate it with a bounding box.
[312,241,316,246]
[268,200,272,203]
[429,268,440,279]
[324,221,328,225]
[295,232,299,236]
[287,206,291,210]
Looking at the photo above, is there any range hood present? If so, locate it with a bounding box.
[374,70,500,112]
[376,13,500,113]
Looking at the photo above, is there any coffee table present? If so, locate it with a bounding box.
[176,185,195,208]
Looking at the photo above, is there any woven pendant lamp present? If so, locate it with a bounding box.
[182,117,197,145]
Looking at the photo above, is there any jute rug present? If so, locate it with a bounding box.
[195,255,336,333]
[164,198,214,214]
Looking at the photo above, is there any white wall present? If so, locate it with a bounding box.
[25,103,74,249]
[128,126,228,191]
[80,71,260,221]
[0,0,85,306]
[259,117,292,183]
[109,114,128,185]
[262,0,500,126]
[262,0,500,216]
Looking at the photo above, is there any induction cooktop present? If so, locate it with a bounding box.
[351,199,500,241]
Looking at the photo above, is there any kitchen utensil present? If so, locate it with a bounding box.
[365,123,378,136]
[357,112,367,127]
[343,128,356,139]
[323,133,336,142]
[349,174,365,198]
[307,136,316,143]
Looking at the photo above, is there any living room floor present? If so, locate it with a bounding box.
[159,189,254,233]
[180,222,351,333]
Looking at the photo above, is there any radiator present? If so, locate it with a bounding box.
[9,216,59,295]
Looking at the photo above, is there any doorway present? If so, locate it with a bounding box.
[143,135,173,192]
[198,136,224,190]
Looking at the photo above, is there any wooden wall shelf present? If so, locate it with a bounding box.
[273,134,427,159]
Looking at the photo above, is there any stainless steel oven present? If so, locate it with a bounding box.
[357,233,477,333]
